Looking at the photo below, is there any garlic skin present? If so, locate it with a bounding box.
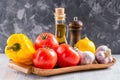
[102,57,113,64]
[96,51,105,62]
[80,51,95,65]
[95,45,113,64]
[96,45,109,53]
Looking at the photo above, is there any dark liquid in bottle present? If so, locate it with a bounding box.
[55,24,67,44]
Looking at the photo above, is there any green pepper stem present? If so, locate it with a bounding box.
[7,43,21,51]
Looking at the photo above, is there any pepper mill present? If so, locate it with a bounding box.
[68,17,83,47]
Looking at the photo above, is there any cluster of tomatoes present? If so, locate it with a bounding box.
[33,33,81,69]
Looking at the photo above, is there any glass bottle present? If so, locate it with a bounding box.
[68,17,83,47]
[54,8,67,44]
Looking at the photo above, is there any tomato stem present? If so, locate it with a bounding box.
[42,34,48,40]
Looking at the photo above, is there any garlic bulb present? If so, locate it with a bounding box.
[96,45,113,64]
[80,51,95,65]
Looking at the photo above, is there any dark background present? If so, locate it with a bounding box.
[0,0,120,54]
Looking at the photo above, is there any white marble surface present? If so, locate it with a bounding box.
[0,54,119,80]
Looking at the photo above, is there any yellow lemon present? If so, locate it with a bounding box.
[75,37,96,54]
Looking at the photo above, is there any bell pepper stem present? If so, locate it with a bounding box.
[7,43,21,51]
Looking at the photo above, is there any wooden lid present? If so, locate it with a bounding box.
[54,8,65,20]
[55,8,64,15]
[69,17,83,29]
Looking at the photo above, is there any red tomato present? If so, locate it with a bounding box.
[34,33,59,50]
[56,44,80,67]
[33,48,57,69]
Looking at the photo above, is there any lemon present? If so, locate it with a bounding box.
[75,37,96,54]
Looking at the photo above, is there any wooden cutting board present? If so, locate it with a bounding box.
[8,60,32,74]
[8,58,116,76]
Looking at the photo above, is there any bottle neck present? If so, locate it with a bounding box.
[55,20,65,24]
[54,13,66,24]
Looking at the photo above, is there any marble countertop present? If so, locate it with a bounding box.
[0,54,119,80]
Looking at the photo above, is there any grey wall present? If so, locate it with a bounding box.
[0,0,120,54]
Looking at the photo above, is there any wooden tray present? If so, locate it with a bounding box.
[8,58,116,76]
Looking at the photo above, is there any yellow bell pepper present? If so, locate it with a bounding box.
[5,33,35,65]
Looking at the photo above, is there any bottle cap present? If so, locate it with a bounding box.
[55,8,64,15]
[54,8,66,20]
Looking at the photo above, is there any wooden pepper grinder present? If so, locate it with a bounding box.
[68,17,83,47]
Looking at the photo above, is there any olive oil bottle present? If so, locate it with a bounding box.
[54,8,67,44]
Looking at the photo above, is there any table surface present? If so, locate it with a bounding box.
[0,54,119,80]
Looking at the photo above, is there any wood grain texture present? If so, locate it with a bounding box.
[32,58,115,76]
[8,58,116,76]
[8,60,32,74]
[0,54,120,80]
